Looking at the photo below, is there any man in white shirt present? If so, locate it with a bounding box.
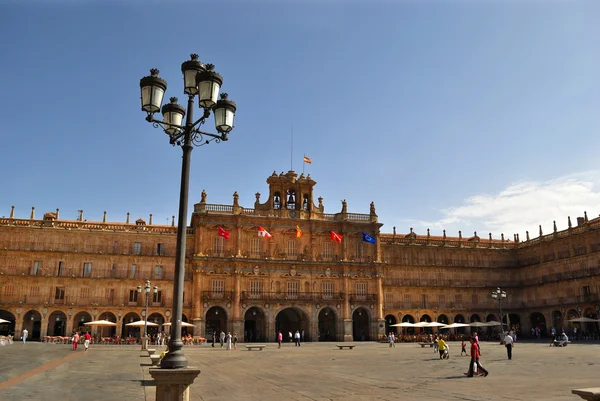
[22,328,28,344]
[504,333,514,360]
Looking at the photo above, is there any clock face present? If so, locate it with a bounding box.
[289,211,296,218]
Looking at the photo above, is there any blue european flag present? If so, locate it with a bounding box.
[362,233,376,244]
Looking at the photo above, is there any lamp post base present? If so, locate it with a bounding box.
[150,367,200,401]
[141,336,149,351]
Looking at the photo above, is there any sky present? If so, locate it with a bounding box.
[0,0,599,241]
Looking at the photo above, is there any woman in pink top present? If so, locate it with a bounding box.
[277,331,283,348]
[72,332,80,351]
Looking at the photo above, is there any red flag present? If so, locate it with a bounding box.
[257,226,272,238]
[303,156,312,164]
[296,225,303,238]
[218,226,230,240]
[330,231,342,244]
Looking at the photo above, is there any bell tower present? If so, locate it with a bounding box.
[254,170,321,219]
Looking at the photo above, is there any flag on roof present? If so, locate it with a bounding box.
[303,155,312,164]
[296,225,303,238]
[330,231,342,244]
[218,226,230,240]
[258,226,272,238]
[362,233,376,244]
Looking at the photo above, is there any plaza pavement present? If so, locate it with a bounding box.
[0,340,599,400]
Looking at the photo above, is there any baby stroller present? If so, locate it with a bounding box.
[441,346,450,360]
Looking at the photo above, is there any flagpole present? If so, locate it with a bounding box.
[290,124,293,171]
[302,153,305,175]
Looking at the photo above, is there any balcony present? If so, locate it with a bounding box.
[349,293,377,302]
[239,291,345,302]
[0,267,193,281]
[202,291,234,301]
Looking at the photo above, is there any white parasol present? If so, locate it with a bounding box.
[126,320,159,327]
[426,322,448,327]
[440,323,470,329]
[163,322,195,327]
[469,321,489,327]
[0,318,11,324]
[83,320,117,326]
[568,317,598,323]
[391,322,416,327]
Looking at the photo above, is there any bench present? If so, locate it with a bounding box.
[149,355,161,366]
[245,345,266,351]
[551,340,571,347]
[336,345,355,350]
[418,342,435,348]
[572,388,600,401]
[147,349,157,356]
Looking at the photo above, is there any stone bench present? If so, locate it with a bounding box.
[245,345,266,351]
[572,388,600,401]
[147,349,157,356]
[149,355,161,366]
[551,341,571,347]
[418,342,435,348]
[336,345,355,350]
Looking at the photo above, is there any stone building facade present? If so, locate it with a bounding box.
[0,171,598,341]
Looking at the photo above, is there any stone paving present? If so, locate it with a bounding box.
[0,340,599,400]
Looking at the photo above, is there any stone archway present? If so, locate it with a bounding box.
[73,311,92,334]
[122,312,141,339]
[244,307,266,342]
[385,314,397,335]
[420,314,432,334]
[551,310,563,331]
[97,312,117,337]
[275,307,309,342]
[503,313,521,333]
[23,310,42,341]
[583,308,598,334]
[48,311,68,337]
[319,307,338,341]
[0,310,16,336]
[437,314,449,325]
[454,314,467,334]
[206,306,228,339]
[147,313,164,338]
[470,314,482,323]
[352,307,370,341]
[402,314,415,334]
[530,312,546,336]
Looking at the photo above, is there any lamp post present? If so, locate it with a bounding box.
[491,287,507,342]
[138,280,158,351]
[139,54,236,369]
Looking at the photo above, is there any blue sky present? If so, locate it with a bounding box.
[1,1,599,239]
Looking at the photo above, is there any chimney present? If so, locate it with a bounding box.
[577,217,585,226]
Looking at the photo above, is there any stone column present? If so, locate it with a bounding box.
[14,317,23,340]
[342,273,353,341]
[150,368,201,401]
[192,271,202,320]
[231,271,243,338]
[375,272,385,339]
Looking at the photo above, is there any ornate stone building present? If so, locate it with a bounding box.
[0,171,599,341]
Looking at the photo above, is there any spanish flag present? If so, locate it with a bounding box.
[303,155,312,164]
[296,225,303,238]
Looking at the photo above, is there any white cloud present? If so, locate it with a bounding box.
[412,172,600,239]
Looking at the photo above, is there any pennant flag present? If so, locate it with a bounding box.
[330,230,342,244]
[258,226,272,239]
[296,225,303,238]
[362,233,376,244]
[303,156,312,164]
[218,226,230,240]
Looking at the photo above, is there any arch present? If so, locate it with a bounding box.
[401,314,415,334]
[385,314,397,335]
[244,306,266,342]
[551,310,563,330]
[96,311,117,338]
[122,312,141,339]
[566,309,579,320]
[486,313,497,322]
[146,313,164,338]
[47,310,67,337]
[273,192,281,209]
[583,308,598,333]
[454,314,467,334]
[182,314,189,322]
[73,311,92,334]
[530,312,547,336]
[470,314,482,323]
[23,310,42,341]
[503,313,521,332]
[420,314,432,322]
[437,314,449,325]
[206,306,228,339]
[352,307,370,341]
[319,307,338,341]
[0,310,16,336]
[276,307,309,342]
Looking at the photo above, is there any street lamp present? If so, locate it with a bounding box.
[491,287,507,340]
[137,280,158,351]
[139,54,236,369]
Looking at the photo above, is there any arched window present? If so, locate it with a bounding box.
[303,194,309,211]
[286,189,296,209]
[273,192,281,209]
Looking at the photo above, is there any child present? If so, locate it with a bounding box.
[461,340,467,356]
[233,333,238,350]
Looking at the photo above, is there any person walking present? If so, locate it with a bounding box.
[277,331,283,349]
[219,331,225,348]
[465,337,488,377]
[212,331,216,348]
[72,332,80,351]
[294,330,301,346]
[460,339,467,356]
[22,328,28,344]
[433,335,438,353]
[233,333,238,350]
[437,336,449,359]
[84,331,91,351]
[225,332,232,350]
[504,332,514,360]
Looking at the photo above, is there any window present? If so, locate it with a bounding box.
[384,293,393,308]
[153,290,162,303]
[154,265,163,279]
[55,287,65,300]
[322,281,333,299]
[355,242,364,259]
[129,289,138,303]
[582,286,591,296]
[213,237,224,255]
[439,295,446,307]
[57,261,64,277]
[471,294,478,305]
[32,260,42,276]
[130,264,137,279]
[4,285,14,296]
[80,287,90,299]
[250,239,261,257]
[287,240,297,257]
[455,294,462,307]
[273,192,281,209]
[355,282,368,296]
[156,243,165,256]
[30,286,40,297]
[286,189,296,209]
[249,280,263,299]
[113,241,119,253]
[287,281,300,298]
[82,262,92,277]
[322,242,332,259]
[403,294,412,308]
[133,242,142,255]
[211,279,225,298]
[421,294,427,309]
[105,288,114,303]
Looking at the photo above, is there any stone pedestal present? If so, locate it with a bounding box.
[572,388,600,401]
[150,368,201,401]
[141,336,149,351]
[343,319,353,342]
